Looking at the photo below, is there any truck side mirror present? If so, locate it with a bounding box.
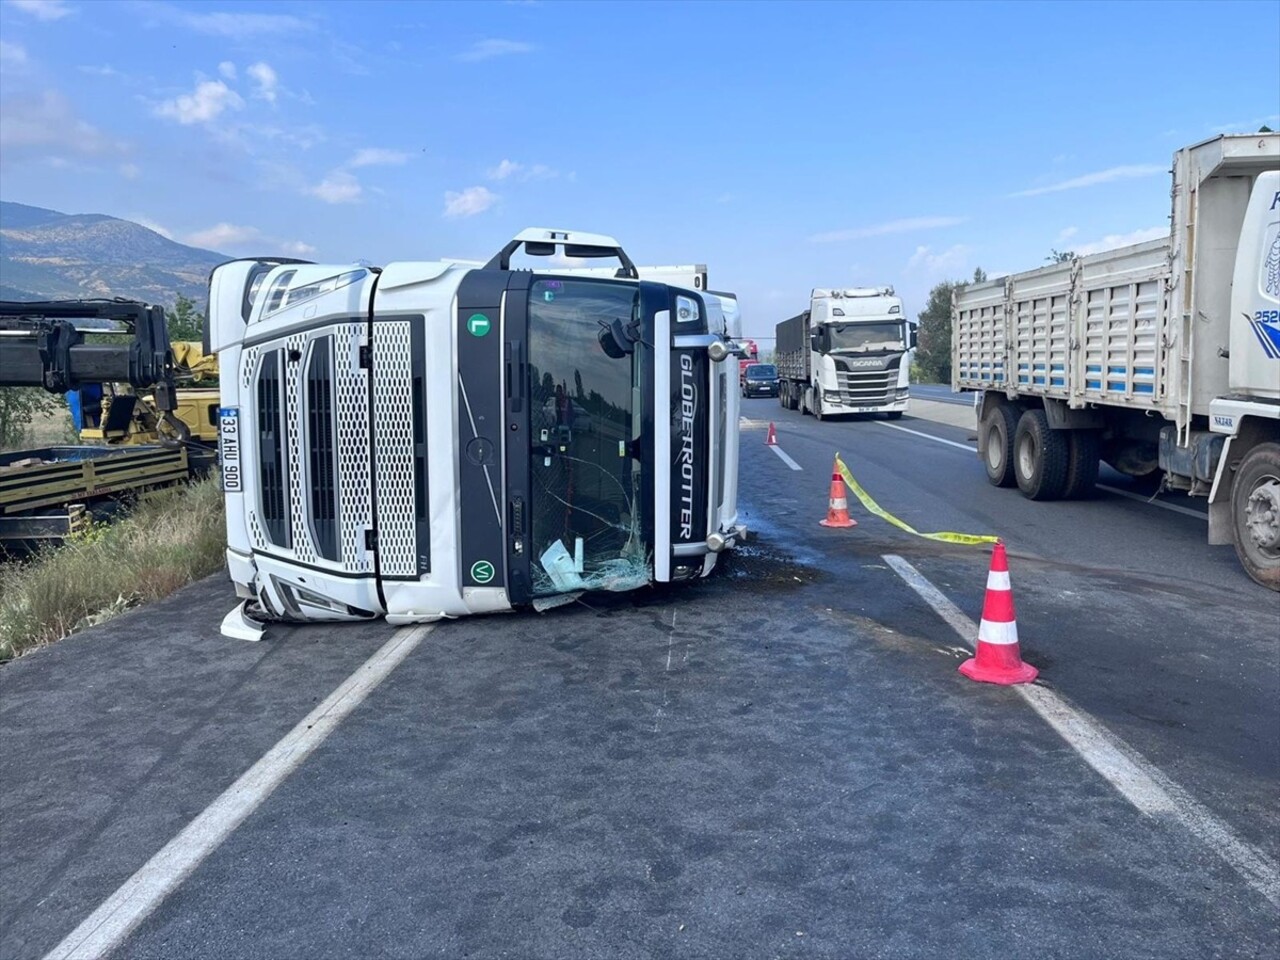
[810,333,821,350]
[597,317,635,358]
[910,327,918,349]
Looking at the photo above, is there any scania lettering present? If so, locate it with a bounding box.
[775,287,916,420]
[205,228,745,637]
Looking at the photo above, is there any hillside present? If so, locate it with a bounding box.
[0,202,229,305]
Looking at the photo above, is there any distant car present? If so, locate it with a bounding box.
[741,363,779,398]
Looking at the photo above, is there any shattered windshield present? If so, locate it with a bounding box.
[827,321,905,353]
[528,278,649,599]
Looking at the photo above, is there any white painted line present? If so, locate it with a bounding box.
[44,624,433,960]
[768,445,802,471]
[876,421,976,452]
[1097,484,1207,521]
[877,424,1210,523]
[882,554,1279,908]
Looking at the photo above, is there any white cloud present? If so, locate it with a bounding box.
[1010,164,1165,198]
[905,244,971,278]
[168,9,312,39]
[488,158,521,180]
[280,240,316,257]
[185,222,262,250]
[218,61,237,80]
[1209,114,1279,134]
[155,79,244,125]
[307,170,362,204]
[118,162,140,180]
[443,185,498,218]
[78,64,121,77]
[9,0,72,21]
[486,158,557,182]
[1071,226,1167,257]
[1056,226,1079,243]
[457,39,534,62]
[0,89,126,156]
[132,216,172,239]
[0,40,28,69]
[809,216,966,244]
[246,61,278,103]
[350,147,409,167]
[715,193,735,204]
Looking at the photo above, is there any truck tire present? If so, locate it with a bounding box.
[1014,409,1069,500]
[813,391,824,421]
[1062,430,1101,499]
[1230,442,1280,591]
[980,404,1018,488]
[886,411,904,420]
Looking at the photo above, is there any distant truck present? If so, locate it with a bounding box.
[737,338,760,386]
[775,287,915,419]
[952,133,1280,590]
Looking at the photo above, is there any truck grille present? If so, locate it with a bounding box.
[834,370,894,405]
[256,349,290,547]
[371,320,426,578]
[306,338,338,561]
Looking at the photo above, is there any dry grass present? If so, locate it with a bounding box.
[0,477,227,661]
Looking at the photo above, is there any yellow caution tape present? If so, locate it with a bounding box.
[834,453,999,546]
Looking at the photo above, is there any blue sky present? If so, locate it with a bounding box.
[1,0,1277,342]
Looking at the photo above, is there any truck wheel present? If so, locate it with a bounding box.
[814,391,824,421]
[1231,442,1280,591]
[1062,430,1101,499]
[1014,409,1069,500]
[981,404,1018,487]
[886,411,904,421]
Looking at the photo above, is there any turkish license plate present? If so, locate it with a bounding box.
[219,407,242,492]
[855,406,882,413]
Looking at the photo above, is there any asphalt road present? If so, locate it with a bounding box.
[907,383,974,406]
[1,398,1276,960]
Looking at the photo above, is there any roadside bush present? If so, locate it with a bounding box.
[0,477,226,661]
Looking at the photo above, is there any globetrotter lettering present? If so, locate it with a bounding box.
[678,353,697,540]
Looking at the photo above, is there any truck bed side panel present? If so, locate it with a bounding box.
[954,239,1175,417]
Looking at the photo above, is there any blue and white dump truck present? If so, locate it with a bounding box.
[207,228,746,637]
[953,134,1280,590]
[775,287,915,420]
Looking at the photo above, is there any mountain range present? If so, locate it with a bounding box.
[0,202,229,306]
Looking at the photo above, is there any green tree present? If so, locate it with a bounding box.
[0,387,64,451]
[914,266,987,384]
[1046,249,1076,264]
[915,282,959,384]
[167,294,206,343]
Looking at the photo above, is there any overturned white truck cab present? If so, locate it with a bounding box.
[207,229,745,637]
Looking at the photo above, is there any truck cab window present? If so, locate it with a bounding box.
[527,278,648,596]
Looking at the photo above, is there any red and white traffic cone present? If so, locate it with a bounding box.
[819,461,857,528]
[959,541,1037,685]
[765,422,778,446]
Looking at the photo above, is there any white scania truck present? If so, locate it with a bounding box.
[206,228,746,637]
[953,134,1280,590]
[775,287,915,420]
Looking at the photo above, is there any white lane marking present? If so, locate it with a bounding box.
[882,554,1279,908]
[876,421,976,452]
[768,445,803,471]
[1097,484,1207,521]
[878,422,1211,522]
[44,624,433,960]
